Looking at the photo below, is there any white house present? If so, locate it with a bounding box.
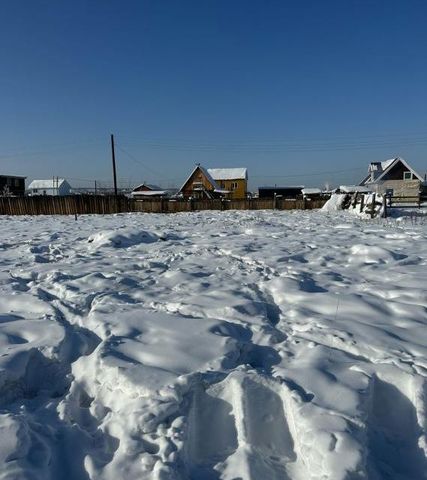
[27,178,72,196]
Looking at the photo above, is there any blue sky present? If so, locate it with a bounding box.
[1,0,426,190]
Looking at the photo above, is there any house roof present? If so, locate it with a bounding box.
[207,168,247,181]
[0,174,26,179]
[302,188,322,195]
[131,190,166,196]
[259,185,304,190]
[28,179,69,189]
[178,165,220,193]
[362,157,423,185]
[132,183,162,192]
[339,185,372,193]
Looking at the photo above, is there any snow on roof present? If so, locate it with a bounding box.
[131,190,167,196]
[207,168,247,180]
[259,185,304,190]
[28,179,68,189]
[132,183,162,191]
[302,188,322,195]
[366,157,423,184]
[380,158,396,171]
[340,185,372,193]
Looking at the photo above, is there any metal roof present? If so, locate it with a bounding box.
[207,168,247,180]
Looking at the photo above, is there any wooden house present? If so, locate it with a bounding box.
[359,157,423,196]
[207,168,248,199]
[178,165,230,199]
[0,175,26,196]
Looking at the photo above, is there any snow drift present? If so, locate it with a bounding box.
[1,210,426,479]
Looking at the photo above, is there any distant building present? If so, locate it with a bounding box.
[207,168,248,199]
[301,187,322,199]
[258,186,304,199]
[0,175,26,196]
[360,157,423,196]
[131,183,167,198]
[27,178,72,196]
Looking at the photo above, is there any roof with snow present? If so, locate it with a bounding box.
[340,185,372,193]
[259,185,304,190]
[361,157,423,185]
[28,179,69,189]
[302,188,322,195]
[131,190,167,196]
[132,183,162,192]
[207,168,247,180]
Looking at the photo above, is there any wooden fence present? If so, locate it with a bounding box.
[0,195,328,216]
[385,195,427,209]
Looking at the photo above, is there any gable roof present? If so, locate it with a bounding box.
[362,157,423,185]
[178,165,220,193]
[132,183,162,192]
[207,168,247,181]
[28,179,69,189]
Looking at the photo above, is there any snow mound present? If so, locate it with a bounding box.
[349,244,400,264]
[323,193,385,218]
[321,194,347,211]
[87,228,160,247]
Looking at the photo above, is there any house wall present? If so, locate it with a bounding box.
[59,183,71,196]
[0,176,25,196]
[216,179,247,199]
[181,169,215,198]
[374,179,421,196]
[30,183,71,196]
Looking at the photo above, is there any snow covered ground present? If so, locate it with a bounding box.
[1,210,427,480]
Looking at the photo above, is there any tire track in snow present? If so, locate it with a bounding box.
[366,375,427,479]
[183,371,305,480]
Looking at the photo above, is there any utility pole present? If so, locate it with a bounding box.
[94,180,97,195]
[111,134,118,196]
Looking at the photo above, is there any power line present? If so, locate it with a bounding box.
[116,131,427,153]
[116,144,175,181]
[250,166,366,178]
[0,139,104,159]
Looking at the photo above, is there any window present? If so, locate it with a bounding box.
[231,182,238,190]
[403,171,412,180]
[14,178,19,187]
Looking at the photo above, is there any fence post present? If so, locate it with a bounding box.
[382,195,387,218]
[370,193,376,218]
[360,195,364,213]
